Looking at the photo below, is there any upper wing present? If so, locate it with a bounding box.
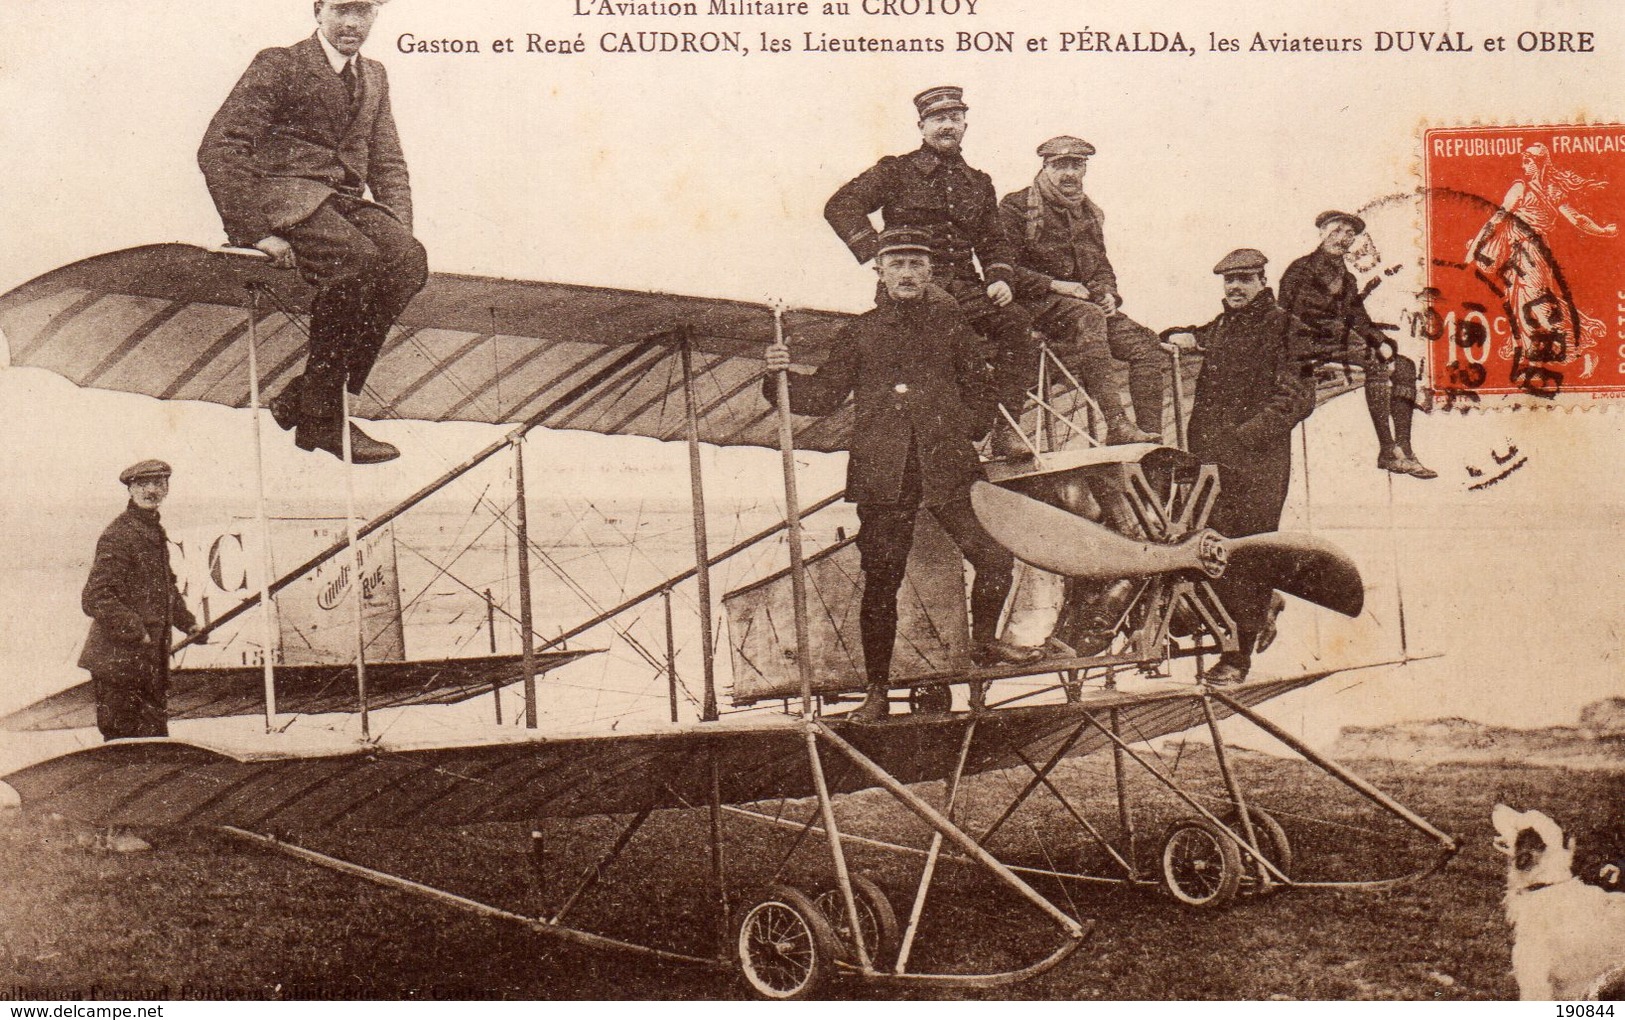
[0,243,856,452]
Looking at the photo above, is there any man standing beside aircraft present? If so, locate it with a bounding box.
[825,86,1035,455]
[76,460,201,851]
[1175,250,1315,685]
[998,136,1165,444]
[765,228,1039,721]
[199,0,426,465]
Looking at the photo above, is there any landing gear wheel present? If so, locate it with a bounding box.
[736,883,841,999]
[1221,806,1292,894]
[813,874,899,968]
[1160,817,1242,910]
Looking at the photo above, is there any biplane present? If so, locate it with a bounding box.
[0,244,1456,998]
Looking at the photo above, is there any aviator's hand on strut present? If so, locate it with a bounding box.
[254,235,295,270]
[986,280,1013,307]
[765,340,791,373]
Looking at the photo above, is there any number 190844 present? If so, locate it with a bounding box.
[1557,1005,1614,1017]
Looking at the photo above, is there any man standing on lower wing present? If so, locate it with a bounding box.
[1279,211,1435,479]
[825,86,1036,454]
[199,0,427,465]
[998,136,1165,444]
[1175,250,1315,686]
[765,228,1039,721]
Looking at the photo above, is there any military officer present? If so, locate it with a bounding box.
[765,228,1039,720]
[999,136,1165,444]
[825,86,1036,453]
[1176,250,1315,685]
[1279,211,1435,479]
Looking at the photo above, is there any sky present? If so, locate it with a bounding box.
[1,0,1623,743]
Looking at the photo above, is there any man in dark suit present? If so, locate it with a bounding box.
[765,228,1039,720]
[199,0,426,464]
[78,460,200,744]
[1176,250,1316,685]
[1279,210,1435,479]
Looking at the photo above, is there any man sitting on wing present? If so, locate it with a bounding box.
[1279,210,1435,479]
[825,86,1036,455]
[998,136,1166,444]
[764,227,1040,721]
[198,0,427,465]
[1173,249,1316,686]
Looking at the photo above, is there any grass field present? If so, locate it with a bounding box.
[3,753,1623,1001]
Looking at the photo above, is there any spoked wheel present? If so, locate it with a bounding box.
[1221,806,1292,894]
[813,873,900,969]
[736,883,841,1000]
[1160,817,1243,910]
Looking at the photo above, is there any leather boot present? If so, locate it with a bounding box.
[296,419,401,464]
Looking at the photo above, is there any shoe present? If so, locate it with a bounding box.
[1377,446,1406,474]
[1254,593,1286,654]
[1105,422,1162,445]
[910,684,952,715]
[296,421,400,464]
[971,638,1044,668]
[1201,662,1249,687]
[1398,453,1438,480]
[266,381,303,432]
[990,423,1034,461]
[845,687,890,722]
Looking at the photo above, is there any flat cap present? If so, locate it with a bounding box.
[913,86,967,119]
[119,459,172,484]
[1036,135,1096,160]
[1212,248,1268,275]
[876,226,934,258]
[1315,209,1366,234]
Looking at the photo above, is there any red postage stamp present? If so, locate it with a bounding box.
[1422,123,1625,402]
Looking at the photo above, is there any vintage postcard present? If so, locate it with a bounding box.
[1,0,1622,1006]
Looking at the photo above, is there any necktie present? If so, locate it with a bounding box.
[341,60,357,102]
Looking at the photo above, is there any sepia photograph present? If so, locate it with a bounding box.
[1,0,1622,1004]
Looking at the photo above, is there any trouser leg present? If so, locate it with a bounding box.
[281,201,384,428]
[1390,354,1418,452]
[1360,351,1397,451]
[944,278,1036,422]
[1105,313,1168,435]
[1041,296,1131,426]
[92,647,168,741]
[339,204,429,393]
[929,496,1015,645]
[1207,459,1290,667]
[856,504,917,686]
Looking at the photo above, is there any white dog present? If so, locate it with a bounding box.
[1492,804,1625,1000]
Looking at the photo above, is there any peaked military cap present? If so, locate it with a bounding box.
[1212,248,1268,275]
[1314,209,1366,234]
[119,459,173,484]
[1036,135,1096,161]
[913,86,967,119]
[876,226,935,257]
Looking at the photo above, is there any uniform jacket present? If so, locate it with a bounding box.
[1185,289,1315,534]
[198,34,412,247]
[997,185,1121,304]
[1277,249,1382,357]
[825,147,1017,286]
[77,505,196,676]
[765,288,993,507]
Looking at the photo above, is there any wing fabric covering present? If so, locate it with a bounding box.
[0,651,596,732]
[0,244,854,451]
[0,244,1365,452]
[1,675,1326,830]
